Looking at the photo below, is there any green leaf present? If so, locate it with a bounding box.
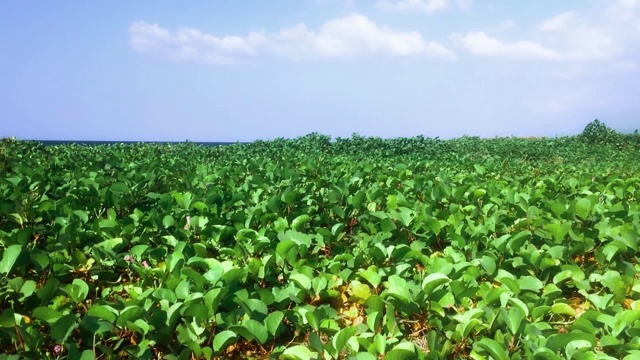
[30,250,50,271]
[163,215,175,228]
[425,218,442,235]
[32,307,63,325]
[276,239,297,265]
[308,331,323,352]
[95,237,124,252]
[68,279,89,303]
[422,273,450,295]
[392,207,416,228]
[352,353,377,360]
[507,298,529,317]
[384,275,413,303]
[72,210,89,223]
[565,339,593,359]
[0,309,15,328]
[619,224,638,251]
[550,303,577,317]
[332,326,358,355]
[153,288,178,303]
[19,280,36,299]
[117,306,145,327]
[265,311,285,336]
[109,182,129,194]
[0,245,22,274]
[349,281,371,302]
[502,307,525,335]
[282,345,315,360]
[51,314,78,343]
[474,338,508,360]
[290,273,312,291]
[359,267,382,288]
[246,319,269,344]
[574,198,591,220]
[213,330,237,353]
[230,320,269,344]
[86,305,117,323]
[384,349,418,360]
[518,276,543,292]
[291,214,311,231]
[182,303,209,320]
[79,350,96,360]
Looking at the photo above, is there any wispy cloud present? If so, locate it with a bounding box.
[456,0,640,62]
[376,0,472,13]
[456,32,561,60]
[129,14,455,64]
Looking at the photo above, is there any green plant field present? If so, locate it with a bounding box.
[1,123,640,359]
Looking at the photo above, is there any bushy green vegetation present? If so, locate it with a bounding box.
[1,121,640,359]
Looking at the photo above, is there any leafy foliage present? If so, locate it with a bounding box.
[1,131,640,359]
[580,119,629,150]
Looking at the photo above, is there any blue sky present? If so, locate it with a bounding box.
[1,0,639,141]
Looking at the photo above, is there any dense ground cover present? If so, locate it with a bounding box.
[1,121,640,359]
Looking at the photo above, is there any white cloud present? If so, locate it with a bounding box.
[458,0,640,62]
[129,14,455,64]
[538,11,578,32]
[129,22,257,64]
[457,32,561,60]
[537,11,620,61]
[376,0,472,13]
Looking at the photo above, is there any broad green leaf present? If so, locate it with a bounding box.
[51,314,78,343]
[245,320,269,344]
[86,305,117,323]
[32,307,63,325]
[502,307,525,335]
[507,298,529,317]
[95,237,123,251]
[551,303,576,317]
[282,345,315,360]
[384,349,418,360]
[109,182,129,194]
[422,273,450,295]
[332,326,358,355]
[117,306,145,327]
[290,273,312,291]
[230,319,269,344]
[349,281,371,302]
[182,303,209,320]
[153,288,178,303]
[68,279,89,302]
[276,239,297,265]
[518,276,543,292]
[163,215,175,228]
[79,350,95,360]
[30,250,50,271]
[474,338,508,360]
[385,275,413,303]
[565,339,593,359]
[574,198,591,220]
[213,330,237,352]
[265,311,285,336]
[0,245,22,274]
[352,353,377,360]
[291,214,311,231]
[19,280,36,299]
[359,267,382,288]
[72,210,89,223]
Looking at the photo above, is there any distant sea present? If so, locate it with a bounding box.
[36,140,243,146]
